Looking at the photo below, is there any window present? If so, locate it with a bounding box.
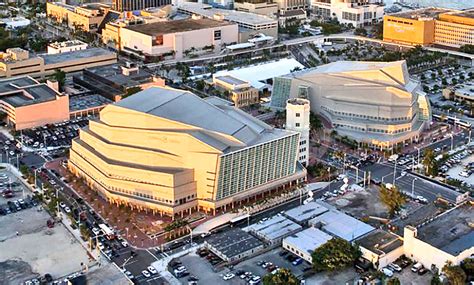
[296,123,300,127]
[153,35,163,46]
[296,113,300,117]
[214,30,221,40]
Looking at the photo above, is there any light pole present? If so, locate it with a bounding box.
[469,129,472,144]
[415,147,421,170]
[186,225,193,245]
[392,158,397,186]
[450,133,454,151]
[411,178,418,197]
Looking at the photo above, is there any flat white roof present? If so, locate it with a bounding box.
[309,210,375,241]
[249,215,302,241]
[283,228,332,256]
[248,35,274,43]
[283,202,329,223]
[214,58,304,90]
[226,43,255,50]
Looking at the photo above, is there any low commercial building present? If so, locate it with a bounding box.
[248,215,302,245]
[312,0,383,28]
[0,17,30,29]
[119,17,238,60]
[178,3,278,42]
[443,82,474,103]
[204,228,264,262]
[68,86,305,217]
[282,227,332,263]
[271,60,432,150]
[73,62,165,101]
[47,40,88,54]
[403,204,473,273]
[309,208,375,241]
[283,201,328,225]
[384,8,474,48]
[212,75,259,108]
[46,2,113,32]
[0,48,117,78]
[0,77,69,130]
[357,229,404,270]
[234,0,278,17]
[274,0,308,12]
[278,10,307,28]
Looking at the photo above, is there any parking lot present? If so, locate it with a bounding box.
[0,207,91,284]
[21,118,90,150]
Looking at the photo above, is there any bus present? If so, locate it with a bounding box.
[99,224,115,240]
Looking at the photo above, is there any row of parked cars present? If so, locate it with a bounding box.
[0,196,38,215]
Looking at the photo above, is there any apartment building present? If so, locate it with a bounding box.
[46,2,112,32]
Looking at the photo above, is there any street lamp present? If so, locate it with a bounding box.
[415,146,421,170]
[450,133,454,151]
[411,178,418,197]
[392,158,397,186]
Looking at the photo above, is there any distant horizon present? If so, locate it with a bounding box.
[384,0,473,10]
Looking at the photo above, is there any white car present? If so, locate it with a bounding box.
[121,241,129,247]
[147,266,157,275]
[97,242,105,251]
[59,202,66,208]
[125,271,134,279]
[92,228,100,236]
[64,206,71,213]
[460,171,470,177]
[382,267,394,277]
[223,273,235,280]
[142,270,151,278]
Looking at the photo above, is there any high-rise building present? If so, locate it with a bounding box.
[68,87,306,217]
[286,98,310,167]
[271,60,432,150]
[113,0,170,12]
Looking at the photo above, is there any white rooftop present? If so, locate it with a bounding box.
[309,209,375,241]
[226,43,255,50]
[249,215,302,241]
[283,202,329,223]
[178,2,277,26]
[283,228,332,256]
[214,58,304,90]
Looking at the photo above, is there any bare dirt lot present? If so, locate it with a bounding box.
[0,207,91,284]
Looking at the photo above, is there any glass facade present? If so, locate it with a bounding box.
[215,133,299,200]
[271,77,292,108]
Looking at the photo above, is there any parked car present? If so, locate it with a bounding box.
[142,270,151,278]
[388,263,402,272]
[411,262,423,273]
[382,267,394,277]
[223,273,235,280]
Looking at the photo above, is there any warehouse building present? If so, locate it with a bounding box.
[282,227,332,263]
[357,229,404,270]
[204,228,264,262]
[248,215,302,245]
[283,201,328,225]
[68,86,305,217]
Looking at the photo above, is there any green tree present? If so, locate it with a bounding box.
[387,277,401,285]
[311,238,360,272]
[422,148,439,176]
[262,268,299,285]
[52,69,66,91]
[443,262,467,285]
[460,258,474,280]
[354,27,367,36]
[196,80,205,91]
[431,274,442,285]
[459,44,474,54]
[379,184,406,217]
[310,112,323,131]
